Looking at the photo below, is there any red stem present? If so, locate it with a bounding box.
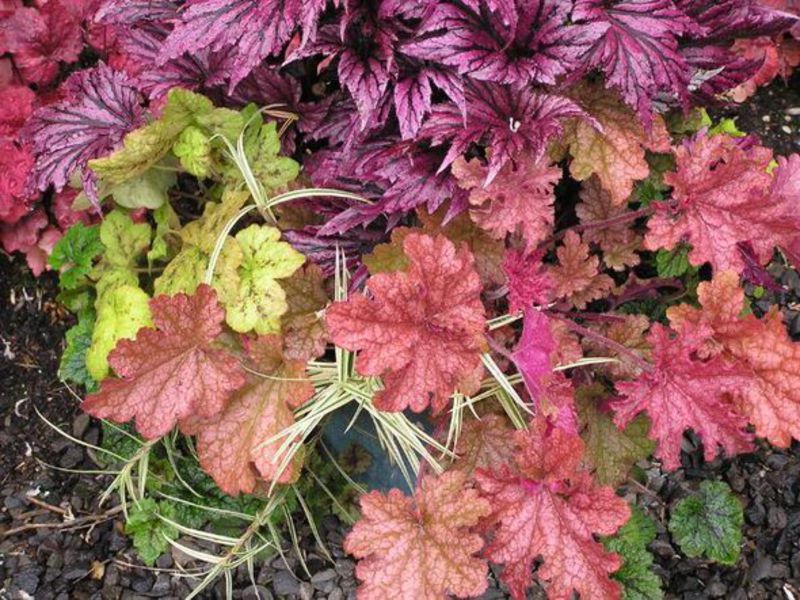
[552,315,652,372]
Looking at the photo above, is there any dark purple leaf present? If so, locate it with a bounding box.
[419,80,590,184]
[573,0,696,125]
[283,225,385,276]
[405,0,597,86]
[677,0,798,42]
[159,0,304,89]
[21,63,145,195]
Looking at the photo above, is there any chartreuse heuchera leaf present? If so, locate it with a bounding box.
[215,224,305,334]
[604,507,663,600]
[669,481,744,565]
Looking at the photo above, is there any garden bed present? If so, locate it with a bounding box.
[2,69,800,598]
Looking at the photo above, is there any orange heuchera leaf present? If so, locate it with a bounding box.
[576,176,642,271]
[475,418,630,600]
[326,233,486,414]
[668,271,800,448]
[83,285,246,440]
[452,151,560,249]
[645,132,800,272]
[344,471,491,600]
[583,314,651,380]
[181,335,314,495]
[503,247,552,313]
[548,231,613,309]
[613,324,753,471]
[564,83,671,205]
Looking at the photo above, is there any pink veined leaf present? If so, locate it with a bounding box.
[21,63,145,196]
[452,151,561,250]
[93,0,179,24]
[158,0,305,89]
[326,233,486,414]
[572,0,696,126]
[182,335,314,495]
[511,309,556,403]
[476,419,630,600]
[82,285,247,440]
[644,132,800,273]
[404,0,599,86]
[344,471,491,600]
[420,80,591,184]
[613,323,754,470]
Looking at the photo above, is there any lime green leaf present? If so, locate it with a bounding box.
[195,106,244,142]
[218,224,305,334]
[100,209,152,267]
[125,498,179,566]
[86,284,152,380]
[709,118,746,138]
[604,507,663,600]
[153,246,207,296]
[228,122,299,191]
[669,481,743,565]
[49,223,103,291]
[655,246,691,278]
[59,309,98,392]
[148,202,179,265]
[174,125,212,178]
[179,188,250,253]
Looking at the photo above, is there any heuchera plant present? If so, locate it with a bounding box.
[4,0,800,598]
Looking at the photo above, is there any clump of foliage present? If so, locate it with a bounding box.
[4,1,800,599]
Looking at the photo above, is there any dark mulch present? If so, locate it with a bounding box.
[2,73,800,599]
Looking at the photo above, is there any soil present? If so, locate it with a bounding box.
[2,73,800,600]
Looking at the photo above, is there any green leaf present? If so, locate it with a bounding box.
[708,118,746,138]
[86,284,152,381]
[655,246,690,278]
[148,202,180,265]
[227,122,299,191]
[577,384,656,487]
[604,507,663,600]
[669,481,743,565]
[217,224,305,334]
[109,167,176,210]
[153,246,207,296]
[100,210,152,268]
[173,125,212,178]
[125,498,179,566]
[59,309,98,392]
[49,223,103,291]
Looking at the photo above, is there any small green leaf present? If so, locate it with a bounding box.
[227,122,299,191]
[49,223,103,291]
[669,481,743,565]
[604,507,663,600]
[708,118,746,138]
[59,309,98,392]
[174,125,212,178]
[125,498,179,566]
[655,246,690,278]
[109,167,176,210]
[100,210,152,268]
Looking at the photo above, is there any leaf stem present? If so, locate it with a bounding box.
[552,315,652,372]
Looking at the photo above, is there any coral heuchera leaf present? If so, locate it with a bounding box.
[476,418,631,600]
[613,323,754,470]
[82,285,246,440]
[344,471,491,600]
[183,335,314,495]
[645,132,800,272]
[326,233,486,414]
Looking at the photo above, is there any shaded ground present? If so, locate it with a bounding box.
[1,72,800,599]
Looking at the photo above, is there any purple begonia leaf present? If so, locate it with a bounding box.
[159,0,304,90]
[420,80,590,184]
[93,0,178,24]
[393,65,463,140]
[682,46,762,103]
[677,0,798,42]
[573,0,697,126]
[116,23,231,99]
[405,0,597,86]
[283,225,385,276]
[511,309,556,401]
[22,63,145,195]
